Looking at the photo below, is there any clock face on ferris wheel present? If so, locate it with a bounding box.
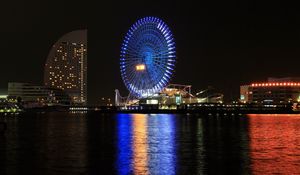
[120,17,176,98]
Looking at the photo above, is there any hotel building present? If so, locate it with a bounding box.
[44,30,87,105]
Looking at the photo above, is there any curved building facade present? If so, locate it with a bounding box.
[44,30,87,105]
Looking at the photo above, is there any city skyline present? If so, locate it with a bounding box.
[1,0,300,104]
[1,1,300,174]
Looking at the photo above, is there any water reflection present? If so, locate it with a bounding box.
[248,114,300,174]
[116,114,133,175]
[2,113,300,174]
[174,115,251,174]
[175,116,206,174]
[147,114,176,174]
[133,114,148,174]
[116,114,176,175]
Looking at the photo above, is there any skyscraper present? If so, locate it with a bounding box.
[44,30,87,105]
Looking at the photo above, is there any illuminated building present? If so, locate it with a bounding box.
[117,84,195,109]
[116,84,223,109]
[44,30,87,105]
[8,82,70,108]
[0,88,22,113]
[240,77,300,104]
[195,87,224,103]
[0,89,7,102]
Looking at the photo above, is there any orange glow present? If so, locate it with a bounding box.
[248,114,300,174]
[250,82,300,87]
[136,64,146,71]
[132,114,149,174]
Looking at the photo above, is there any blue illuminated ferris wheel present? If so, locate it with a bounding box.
[120,17,176,98]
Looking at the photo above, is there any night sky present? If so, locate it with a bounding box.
[1,0,300,104]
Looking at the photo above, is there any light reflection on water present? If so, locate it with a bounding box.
[248,114,300,175]
[115,113,300,175]
[1,113,300,174]
[116,114,176,175]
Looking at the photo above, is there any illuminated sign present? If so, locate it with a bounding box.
[136,64,145,71]
[146,99,158,104]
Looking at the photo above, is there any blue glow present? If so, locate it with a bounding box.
[168,43,175,47]
[116,114,133,175]
[115,114,177,174]
[166,67,172,71]
[158,82,163,87]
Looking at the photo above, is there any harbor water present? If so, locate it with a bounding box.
[1,112,300,174]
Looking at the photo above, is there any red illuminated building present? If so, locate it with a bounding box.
[240,77,300,104]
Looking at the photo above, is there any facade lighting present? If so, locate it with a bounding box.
[250,82,300,87]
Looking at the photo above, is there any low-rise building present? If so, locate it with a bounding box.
[8,82,70,108]
[240,77,300,104]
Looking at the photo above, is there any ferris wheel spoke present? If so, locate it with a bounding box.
[151,66,166,81]
[127,69,138,83]
[151,50,174,58]
[125,46,141,56]
[124,60,141,69]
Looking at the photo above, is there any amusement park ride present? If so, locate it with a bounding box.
[115,17,223,108]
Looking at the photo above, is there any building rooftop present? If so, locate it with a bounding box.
[268,77,300,82]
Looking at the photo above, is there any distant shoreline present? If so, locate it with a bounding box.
[1,103,299,115]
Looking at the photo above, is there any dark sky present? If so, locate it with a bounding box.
[1,0,300,104]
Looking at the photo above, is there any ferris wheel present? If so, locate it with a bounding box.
[120,17,176,98]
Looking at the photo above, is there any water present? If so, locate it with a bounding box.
[1,112,300,174]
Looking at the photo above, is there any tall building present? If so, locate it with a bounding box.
[240,77,300,104]
[44,30,87,105]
